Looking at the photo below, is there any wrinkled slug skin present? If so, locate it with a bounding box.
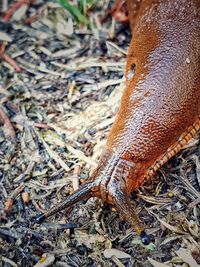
[105,0,200,190]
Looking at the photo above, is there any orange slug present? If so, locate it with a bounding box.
[34,0,200,245]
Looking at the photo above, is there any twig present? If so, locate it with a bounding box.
[0,42,21,72]
[0,106,16,140]
[4,184,25,213]
[2,0,36,22]
[14,161,36,183]
[33,123,52,129]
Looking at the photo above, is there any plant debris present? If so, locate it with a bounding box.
[0,1,199,266]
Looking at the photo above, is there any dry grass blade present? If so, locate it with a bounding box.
[85,77,125,91]
[111,256,126,267]
[41,138,70,172]
[149,211,186,235]
[106,41,127,55]
[188,196,200,208]
[178,173,200,198]
[77,61,125,70]
[29,180,71,190]
[156,218,186,235]
[66,145,97,167]
[137,194,173,205]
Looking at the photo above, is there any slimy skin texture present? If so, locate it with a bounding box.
[35,0,200,244]
[105,0,200,193]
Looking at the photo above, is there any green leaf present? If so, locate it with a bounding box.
[79,0,86,15]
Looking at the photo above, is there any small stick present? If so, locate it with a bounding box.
[0,42,21,72]
[2,1,24,22]
[33,122,52,129]
[0,106,16,140]
[2,0,36,22]
[110,0,128,23]
[2,53,22,72]
[101,0,128,23]
[4,184,25,213]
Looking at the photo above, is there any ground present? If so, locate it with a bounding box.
[0,1,199,267]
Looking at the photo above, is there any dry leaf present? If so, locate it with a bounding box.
[157,218,186,235]
[56,18,73,36]
[12,4,28,21]
[176,248,200,267]
[0,31,12,42]
[103,248,131,259]
[150,211,186,235]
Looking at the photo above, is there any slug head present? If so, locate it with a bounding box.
[33,150,153,245]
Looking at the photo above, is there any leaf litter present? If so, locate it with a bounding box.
[0,0,199,267]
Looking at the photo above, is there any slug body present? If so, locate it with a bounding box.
[35,0,200,244]
[102,0,200,196]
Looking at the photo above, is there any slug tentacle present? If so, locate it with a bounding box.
[33,180,100,224]
[112,189,151,245]
[96,156,151,244]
